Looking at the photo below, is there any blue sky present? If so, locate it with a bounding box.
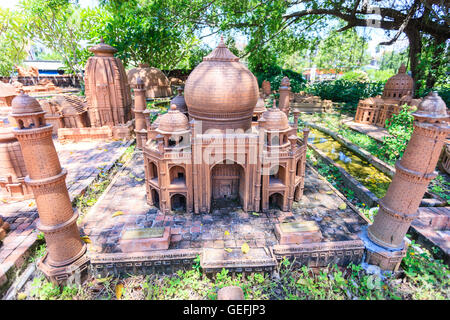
[1,0,408,57]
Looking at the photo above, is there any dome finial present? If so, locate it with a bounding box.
[170,104,178,111]
[100,36,104,44]
[398,63,406,73]
[273,99,277,109]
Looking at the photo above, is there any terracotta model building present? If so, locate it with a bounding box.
[363,92,449,270]
[278,76,291,116]
[133,77,148,149]
[262,80,271,97]
[0,82,17,107]
[127,64,172,98]
[292,93,333,114]
[58,39,134,142]
[170,87,188,117]
[40,95,89,134]
[143,39,308,214]
[10,91,88,283]
[354,64,421,127]
[0,127,32,200]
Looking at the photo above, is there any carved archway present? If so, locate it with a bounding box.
[269,192,284,209]
[170,193,186,212]
[210,159,246,209]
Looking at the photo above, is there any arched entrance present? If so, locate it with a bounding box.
[171,194,186,212]
[269,192,283,210]
[150,188,159,207]
[169,165,186,186]
[210,160,245,209]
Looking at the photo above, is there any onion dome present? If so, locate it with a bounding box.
[10,91,43,115]
[157,105,189,133]
[88,37,117,56]
[413,91,449,122]
[259,101,290,131]
[382,64,413,100]
[170,87,187,114]
[184,37,259,132]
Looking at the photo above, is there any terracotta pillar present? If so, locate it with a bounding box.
[278,77,291,116]
[364,92,449,270]
[10,92,88,284]
[133,77,147,149]
[292,109,300,130]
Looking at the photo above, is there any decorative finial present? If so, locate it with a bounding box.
[100,36,104,44]
[398,63,406,73]
[170,104,177,111]
[273,99,277,109]
[177,87,183,95]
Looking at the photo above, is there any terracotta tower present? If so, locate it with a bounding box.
[365,92,449,270]
[278,76,291,116]
[10,92,88,283]
[84,38,132,128]
[133,77,148,149]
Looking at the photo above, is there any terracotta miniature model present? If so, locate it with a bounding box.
[85,39,132,127]
[133,77,148,149]
[252,91,266,122]
[354,64,420,127]
[0,127,32,200]
[58,39,134,142]
[170,87,188,117]
[440,143,450,175]
[10,92,88,283]
[40,95,89,134]
[292,93,333,113]
[365,92,449,270]
[15,65,39,77]
[144,39,308,214]
[0,82,17,107]
[278,76,291,116]
[262,80,271,97]
[127,63,172,98]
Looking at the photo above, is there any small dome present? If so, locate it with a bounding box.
[413,91,449,121]
[88,38,118,56]
[157,105,189,133]
[170,87,187,114]
[184,37,259,131]
[127,66,172,98]
[11,91,43,115]
[382,64,413,100]
[259,102,290,131]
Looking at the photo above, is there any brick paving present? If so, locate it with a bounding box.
[81,151,366,259]
[0,138,132,287]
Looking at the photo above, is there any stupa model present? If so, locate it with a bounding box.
[143,38,308,214]
[354,64,422,127]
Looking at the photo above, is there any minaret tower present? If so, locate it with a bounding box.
[278,76,291,116]
[133,77,148,149]
[10,92,88,283]
[364,92,449,270]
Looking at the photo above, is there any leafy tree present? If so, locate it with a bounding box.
[0,8,28,77]
[19,0,98,79]
[379,49,409,71]
[313,28,370,72]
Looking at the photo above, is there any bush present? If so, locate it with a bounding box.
[252,64,306,93]
[341,70,369,82]
[304,79,384,108]
[380,104,415,161]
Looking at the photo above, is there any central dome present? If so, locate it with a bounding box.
[184,38,259,132]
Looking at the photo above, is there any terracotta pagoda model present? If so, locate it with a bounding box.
[59,39,134,142]
[127,63,172,98]
[10,92,88,283]
[143,38,308,214]
[354,64,421,127]
[262,80,271,98]
[363,92,449,270]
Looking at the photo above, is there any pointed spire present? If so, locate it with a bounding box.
[203,36,239,62]
[398,63,406,73]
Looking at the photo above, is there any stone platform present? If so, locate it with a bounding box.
[410,207,450,265]
[0,138,132,289]
[82,151,368,275]
[344,120,391,143]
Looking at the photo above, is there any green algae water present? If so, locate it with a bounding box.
[304,128,391,199]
